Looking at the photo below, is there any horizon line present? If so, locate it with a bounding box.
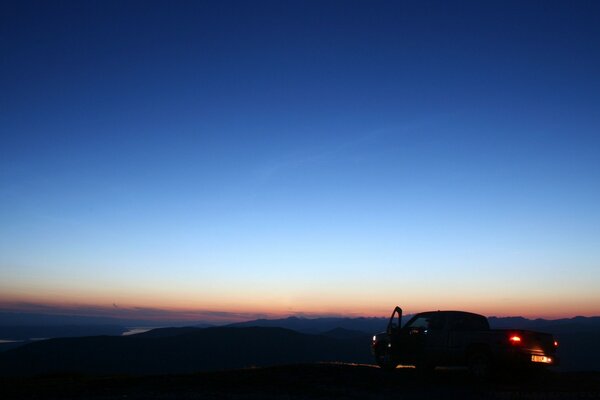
[1,301,598,324]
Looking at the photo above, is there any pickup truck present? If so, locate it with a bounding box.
[372,306,559,377]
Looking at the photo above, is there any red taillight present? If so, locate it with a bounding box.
[554,340,559,348]
[509,335,522,344]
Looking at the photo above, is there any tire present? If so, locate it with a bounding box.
[413,349,435,376]
[415,361,435,375]
[468,352,492,380]
[376,352,397,371]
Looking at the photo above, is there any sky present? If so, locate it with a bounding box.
[1,0,600,322]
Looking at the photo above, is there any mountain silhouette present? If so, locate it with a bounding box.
[0,326,372,376]
[321,327,371,340]
[227,316,389,334]
[0,324,127,340]
[488,316,600,333]
[0,311,213,331]
[2,315,600,374]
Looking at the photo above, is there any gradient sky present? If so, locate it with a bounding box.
[1,0,600,321]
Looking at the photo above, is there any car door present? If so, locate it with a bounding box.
[423,313,448,365]
[399,313,448,365]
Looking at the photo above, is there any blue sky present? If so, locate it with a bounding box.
[1,1,599,319]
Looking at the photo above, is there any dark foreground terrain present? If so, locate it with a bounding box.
[1,363,599,400]
[0,327,372,376]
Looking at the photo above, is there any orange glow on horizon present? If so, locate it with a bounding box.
[2,269,599,321]
[1,290,599,323]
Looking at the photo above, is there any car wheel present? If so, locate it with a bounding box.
[376,352,397,371]
[415,361,435,375]
[468,352,491,379]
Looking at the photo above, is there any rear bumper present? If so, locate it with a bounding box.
[497,350,559,367]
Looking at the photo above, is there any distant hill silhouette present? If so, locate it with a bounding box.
[0,311,213,345]
[488,316,600,333]
[1,313,599,374]
[133,326,205,338]
[0,325,127,341]
[227,316,390,334]
[321,327,371,340]
[0,311,213,330]
[0,327,373,376]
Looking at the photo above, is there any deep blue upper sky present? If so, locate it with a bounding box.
[1,1,599,318]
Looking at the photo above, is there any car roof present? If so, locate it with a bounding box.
[415,310,486,319]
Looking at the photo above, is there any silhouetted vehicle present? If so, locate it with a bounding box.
[372,307,559,377]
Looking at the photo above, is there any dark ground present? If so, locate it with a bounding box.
[1,363,600,400]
